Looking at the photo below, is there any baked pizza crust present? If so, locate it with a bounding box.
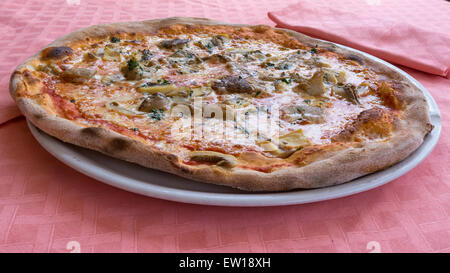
[10,17,433,191]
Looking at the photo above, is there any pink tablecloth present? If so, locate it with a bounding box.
[0,0,449,253]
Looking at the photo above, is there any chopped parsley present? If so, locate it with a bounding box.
[296,146,303,151]
[130,128,138,132]
[127,58,139,71]
[310,47,317,54]
[70,99,75,103]
[149,109,164,121]
[189,89,193,97]
[280,78,291,84]
[264,62,275,67]
[297,107,304,113]
[157,79,171,85]
[276,63,290,70]
[205,42,213,53]
[110,37,120,43]
[304,99,312,104]
[255,90,261,97]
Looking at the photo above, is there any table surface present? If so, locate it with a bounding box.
[0,0,449,253]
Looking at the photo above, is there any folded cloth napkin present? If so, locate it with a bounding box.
[268,0,450,78]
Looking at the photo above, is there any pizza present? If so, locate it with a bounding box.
[9,17,433,191]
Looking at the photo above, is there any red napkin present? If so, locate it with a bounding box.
[268,0,450,78]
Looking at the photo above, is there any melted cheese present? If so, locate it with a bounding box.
[29,27,396,165]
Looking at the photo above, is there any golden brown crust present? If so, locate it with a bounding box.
[10,17,433,191]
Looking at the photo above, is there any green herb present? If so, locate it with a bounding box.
[155,65,161,70]
[149,109,164,121]
[255,90,261,97]
[110,37,120,43]
[297,107,304,113]
[276,63,290,70]
[310,47,317,54]
[265,62,275,67]
[304,99,312,104]
[205,42,213,53]
[70,99,75,103]
[296,146,303,151]
[280,78,291,84]
[189,89,193,97]
[127,58,139,71]
[130,128,138,132]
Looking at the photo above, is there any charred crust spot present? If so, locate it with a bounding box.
[178,165,194,174]
[377,81,405,110]
[347,54,364,64]
[33,113,43,120]
[107,138,130,153]
[81,127,102,137]
[425,123,434,136]
[164,154,178,163]
[252,25,270,33]
[357,107,385,123]
[332,107,394,142]
[23,71,40,85]
[41,46,73,60]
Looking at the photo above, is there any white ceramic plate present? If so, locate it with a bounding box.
[27,45,442,207]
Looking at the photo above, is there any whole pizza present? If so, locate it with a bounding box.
[9,17,433,191]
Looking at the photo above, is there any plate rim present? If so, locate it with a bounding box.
[26,42,442,207]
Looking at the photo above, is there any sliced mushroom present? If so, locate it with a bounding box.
[211,35,227,47]
[334,83,360,104]
[138,92,172,112]
[212,76,253,94]
[343,83,360,104]
[61,68,96,83]
[121,59,143,81]
[159,39,189,49]
[189,151,237,168]
[202,54,230,64]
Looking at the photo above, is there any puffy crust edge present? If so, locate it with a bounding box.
[10,17,433,191]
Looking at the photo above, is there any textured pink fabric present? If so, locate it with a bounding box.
[0,0,449,253]
[268,0,450,78]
